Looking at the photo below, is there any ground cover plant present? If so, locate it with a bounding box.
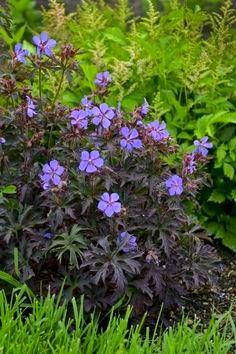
[0,21,222,315]
[37,0,236,251]
[0,288,235,354]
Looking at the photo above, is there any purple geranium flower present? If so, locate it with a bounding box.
[98,192,121,217]
[165,175,183,196]
[94,71,112,87]
[40,160,64,190]
[26,96,36,118]
[92,103,115,129]
[33,32,56,56]
[120,127,142,152]
[79,150,104,173]
[117,231,137,253]
[147,121,169,142]
[0,137,6,144]
[140,98,149,116]
[70,109,88,129]
[81,96,93,116]
[14,43,28,63]
[194,136,213,156]
[147,120,169,141]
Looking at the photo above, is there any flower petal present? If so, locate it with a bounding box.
[43,164,52,173]
[49,160,59,170]
[81,151,89,161]
[121,127,129,138]
[105,110,114,120]
[94,158,104,168]
[102,118,111,129]
[44,47,53,56]
[120,139,127,148]
[40,32,48,42]
[33,35,40,45]
[92,107,101,116]
[112,202,121,213]
[101,192,110,202]
[92,116,101,126]
[47,39,56,47]
[15,43,22,51]
[56,166,64,176]
[53,174,61,186]
[105,206,114,217]
[90,150,99,159]
[98,200,107,211]
[100,103,108,113]
[129,129,139,139]
[40,173,51,182]
[71,110,79,119]
[79,160,88,171]
[132,139,142,149]
[86,163,97,173]
[126,143,133,151]
[111,193,119,202]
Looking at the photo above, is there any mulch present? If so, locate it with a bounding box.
[171,242,236,327]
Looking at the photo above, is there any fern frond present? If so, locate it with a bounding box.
[76,0,107,34]
[142,0,160,39]
[42,0,73,41]
[110,58,134,101]
[152,92,170,120]
[210,0,236,55]
[115,0,132,30]
[90,40,107,69]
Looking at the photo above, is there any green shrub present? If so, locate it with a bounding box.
[39,0,236,251]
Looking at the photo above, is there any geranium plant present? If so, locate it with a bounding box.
[0,32,218,313]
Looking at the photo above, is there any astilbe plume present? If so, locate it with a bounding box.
[0,33,218,316]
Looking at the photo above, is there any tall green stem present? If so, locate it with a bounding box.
[51,66,66,110]
[39,63,42,108]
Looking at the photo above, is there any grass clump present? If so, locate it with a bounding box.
[0,289,235,353]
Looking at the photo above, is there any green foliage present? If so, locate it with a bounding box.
[0,289,235,353]
[0,272,34,298]
[0,0,41,46]
[41,0,236,250]
[49,225,88,269]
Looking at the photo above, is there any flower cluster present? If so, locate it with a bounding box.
[140,98,149,116]
[26,96,36,118]
[92,103,115,129]
[98,193,121,217]
[94,71,112,87]
[147,121,169,142]
[70,109,88,129]
[165,175,183,196]
[120,127,142,152]
[183,153,197,175]
[13,44,28,63]
[40,160,65,190]
[81,96,93,116]
[14,32,57,65]
[79,151,104,173]
[117,232,137,253]
[33,32,56,56]
[194,136,213,156]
